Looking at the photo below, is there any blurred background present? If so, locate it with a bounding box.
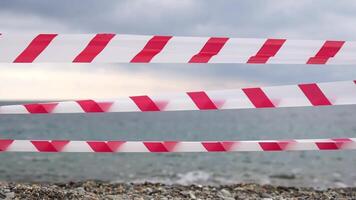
[0,0,356,188]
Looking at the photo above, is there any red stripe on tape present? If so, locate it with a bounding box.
[73,33,115,63]
[131,35,172,63]
[187,91,218,110]
[31,141,56,152]
[130,96,160,111]
[162,141,178,152]
[106,141,126,152]
[76,100,113,112]
[221,142,235,151]
[202,142,227,152]
[24,103,58,114]
[242,88,275,108]
[307,41,345,64]
[0,139,14,151]
[316,142,340,150]
[298,83,331,106]
[50,140,70,151]
[277,141,293,150]
[31,140,69,152]
[247,39,286,64]
[189,37,229,63]
[259,142,283,151]
[14,34,57,63]
[87,142,113,152]
[144,142,169,152]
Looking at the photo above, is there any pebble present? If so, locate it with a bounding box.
[144,187,153,193]
[188,191,196,199]
[74,187,86,195]
[105,194,123,200]
[261,192,272,198]
[218,188,235,200]
[0,192,5,199]
[221,197,234,200]
[220,188,232,196]
[5,192,15,199]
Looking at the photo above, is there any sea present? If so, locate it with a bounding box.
[1,103,356,189]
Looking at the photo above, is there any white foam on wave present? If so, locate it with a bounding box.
[175,171,212,185]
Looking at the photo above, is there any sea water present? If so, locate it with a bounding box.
[0,103,356,188]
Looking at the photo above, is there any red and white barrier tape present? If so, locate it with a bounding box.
[0,33,354,64]
[1,80,356,114]
[0,138,355,153]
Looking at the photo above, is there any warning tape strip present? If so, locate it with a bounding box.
[1,80,356,114]
[0,33,354,64]
[0,138,354,153]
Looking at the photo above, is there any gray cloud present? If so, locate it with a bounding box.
[0,0,356,99]
[1,0,356,38]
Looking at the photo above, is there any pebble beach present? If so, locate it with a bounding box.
[1,181,356,199]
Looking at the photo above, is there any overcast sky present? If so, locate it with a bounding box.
[1,0,356,100]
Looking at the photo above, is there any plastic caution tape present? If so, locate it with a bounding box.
[1,80,356,114]
[0,33,354,64]
[0,138,354,153]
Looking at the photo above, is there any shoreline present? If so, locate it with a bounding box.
[1,181,355,199]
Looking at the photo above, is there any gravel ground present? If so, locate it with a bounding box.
[0,181,356,199]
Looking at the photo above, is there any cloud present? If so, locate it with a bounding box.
[0,0,356,99]
[1,0,356,38]
[0,64,258,100]
[0,11,70,33]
